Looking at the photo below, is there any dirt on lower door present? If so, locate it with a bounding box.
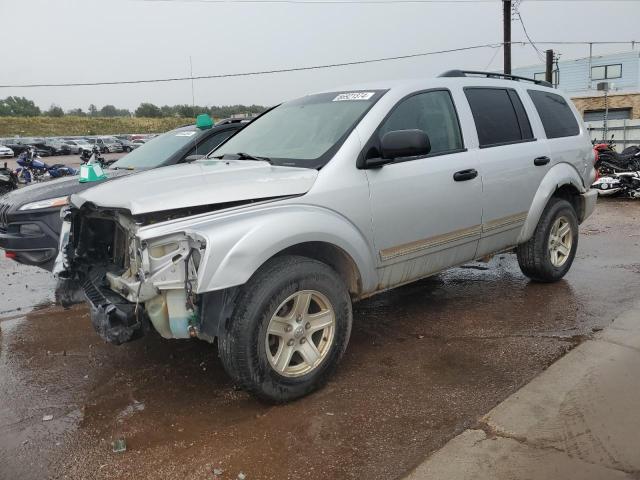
[0,198,638,480]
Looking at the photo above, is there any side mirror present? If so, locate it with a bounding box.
[184,154,204,162]
[362,129,431,168]
[381,129,431,160]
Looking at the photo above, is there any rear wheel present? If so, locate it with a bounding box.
[217,255,352,403]
[517,197,578,282]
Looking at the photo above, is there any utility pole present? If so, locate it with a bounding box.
[588,42,593,89]
[189,56,195,109]
[597,81,610,141]
[503,0,511,74]
[545,49,554,84]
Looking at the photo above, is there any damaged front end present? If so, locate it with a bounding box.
[55,204,207,345]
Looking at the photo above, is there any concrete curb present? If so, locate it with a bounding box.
[405,304,640,480]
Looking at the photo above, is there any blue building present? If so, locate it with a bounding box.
[511,51,640,121]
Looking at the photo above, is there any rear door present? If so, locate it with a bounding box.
[465,86,549,257]
[526,88,590,185]
[365,88,483,289]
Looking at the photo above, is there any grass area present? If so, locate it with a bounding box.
[0,116,199,137]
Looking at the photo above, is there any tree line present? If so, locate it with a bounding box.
[0,96,266,118]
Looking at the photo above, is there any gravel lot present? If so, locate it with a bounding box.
[0,199,638,480]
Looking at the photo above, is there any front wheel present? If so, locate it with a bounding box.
[517,197,578,282]
[217,255,352,403]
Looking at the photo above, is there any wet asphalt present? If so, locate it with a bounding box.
[0,199,638,480]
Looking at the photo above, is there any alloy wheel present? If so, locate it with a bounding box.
[265,290,336,378]
[548,216,573,267]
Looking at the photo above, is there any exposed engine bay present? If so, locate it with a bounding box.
[56,203,225,345]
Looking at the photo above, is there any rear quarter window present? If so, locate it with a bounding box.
[528,90,580,139]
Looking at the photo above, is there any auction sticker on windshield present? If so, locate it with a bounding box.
[333,92,375,101]
[175,131,197,137]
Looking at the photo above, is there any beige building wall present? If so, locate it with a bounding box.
[571,93,640,119]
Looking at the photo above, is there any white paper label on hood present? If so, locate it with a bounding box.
[175,131,197,137]
[333,92,375,102]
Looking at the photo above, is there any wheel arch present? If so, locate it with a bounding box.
[191,205,378,297]
[275,241,363,299]
[518,163,586,244]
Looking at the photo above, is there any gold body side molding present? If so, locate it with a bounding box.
[379,211,528,261]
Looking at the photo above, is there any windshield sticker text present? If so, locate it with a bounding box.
[175,131,197,137]
[332,92,375,102]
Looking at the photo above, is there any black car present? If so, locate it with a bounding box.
[0,118,246,271]
[3,137,66,156]
[114,138,135,152]
[43,138,69,155]
[3,138,49,156]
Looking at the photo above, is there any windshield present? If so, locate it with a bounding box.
[212,90,385,168]
[110,127,198,169]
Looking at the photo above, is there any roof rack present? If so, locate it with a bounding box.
[439,70,553,88]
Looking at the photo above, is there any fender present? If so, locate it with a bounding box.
[138,203,378,296]
[517,162,586,244]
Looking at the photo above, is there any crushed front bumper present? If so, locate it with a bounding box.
[78,269,149,345]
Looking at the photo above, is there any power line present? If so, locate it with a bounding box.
[143,0,497,3]
[0,40,637,89]
[141,0,640,4]
[517,41,637,44]
[512,0,545,62]
[0,43,502,88]
[484,44,502,70]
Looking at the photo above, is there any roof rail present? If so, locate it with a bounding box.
[439,70,553,88]
[216,116,258,125]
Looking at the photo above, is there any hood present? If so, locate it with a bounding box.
[2,169,131,212]
[71,160,318,215]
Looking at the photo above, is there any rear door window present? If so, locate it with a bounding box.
[528,90,580,139]
[464,88,533,148]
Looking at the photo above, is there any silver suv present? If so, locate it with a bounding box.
[56,71,597,402]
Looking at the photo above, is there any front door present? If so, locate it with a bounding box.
[365,89,483,290]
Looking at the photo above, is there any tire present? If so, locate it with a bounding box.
[517,197,578,283]
[217,255,353,403]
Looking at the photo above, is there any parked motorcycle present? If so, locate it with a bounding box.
[0,162,19,195]
[80,145,117,168]
[591,138,640,199]
[15,147,78,184]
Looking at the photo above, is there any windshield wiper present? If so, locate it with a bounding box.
[215,152,272,164]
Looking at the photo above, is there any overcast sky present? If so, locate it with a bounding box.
[0,0,638,111]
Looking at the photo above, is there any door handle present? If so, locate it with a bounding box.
[534,156,551,166]
[453,169,478,182]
